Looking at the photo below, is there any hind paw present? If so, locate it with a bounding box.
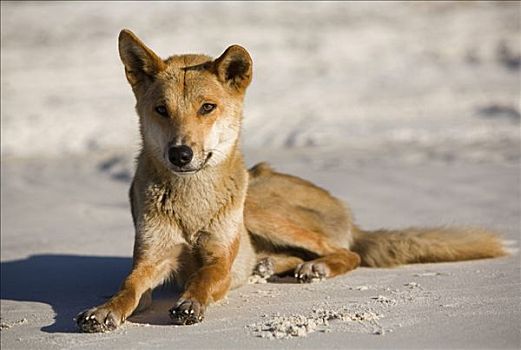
[252,257,275,279]
[294,261,329,283]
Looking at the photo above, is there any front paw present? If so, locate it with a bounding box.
[169,299,204,325]
[76,306,122,333]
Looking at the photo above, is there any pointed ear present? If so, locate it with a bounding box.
[213,45,253,92]
[118,29,165,88]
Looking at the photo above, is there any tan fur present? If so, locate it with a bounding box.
[245,164,507,275]
[351,227,507,267]
[76,30,508,333]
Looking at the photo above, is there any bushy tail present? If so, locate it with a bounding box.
[351,227,508,268]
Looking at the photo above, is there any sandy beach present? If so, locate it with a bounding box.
[1,2,520,349]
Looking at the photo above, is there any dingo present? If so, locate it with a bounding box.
[77,30,506,332]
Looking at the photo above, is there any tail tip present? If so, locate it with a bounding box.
[502,239,519,256]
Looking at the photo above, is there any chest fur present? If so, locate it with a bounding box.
[143,171,245,244]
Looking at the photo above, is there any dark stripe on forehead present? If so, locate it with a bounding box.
[181,61,213,72]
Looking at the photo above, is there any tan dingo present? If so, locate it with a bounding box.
[77,30,506,332]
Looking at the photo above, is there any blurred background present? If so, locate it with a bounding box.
[1,1,520,166]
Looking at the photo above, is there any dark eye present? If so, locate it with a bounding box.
[199,103,216,115]
[155,105,168,117]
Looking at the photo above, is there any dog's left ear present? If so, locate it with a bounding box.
[213,45,253,92]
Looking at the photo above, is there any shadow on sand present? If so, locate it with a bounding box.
[0,254,180,334]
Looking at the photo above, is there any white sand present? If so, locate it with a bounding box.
[1,2,520,349]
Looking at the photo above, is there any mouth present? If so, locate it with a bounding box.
[173,169,199,176]
[168,152,213,176]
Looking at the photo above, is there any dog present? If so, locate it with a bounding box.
[76,29,507,332]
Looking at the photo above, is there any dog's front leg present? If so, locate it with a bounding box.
[169,233,239,325]
[77,248,180,333]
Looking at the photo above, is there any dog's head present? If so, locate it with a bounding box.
[118,29,252,175]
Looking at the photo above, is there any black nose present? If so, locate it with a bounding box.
[168,145,193,167]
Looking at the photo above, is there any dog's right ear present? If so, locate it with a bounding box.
[118,29,165,88]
